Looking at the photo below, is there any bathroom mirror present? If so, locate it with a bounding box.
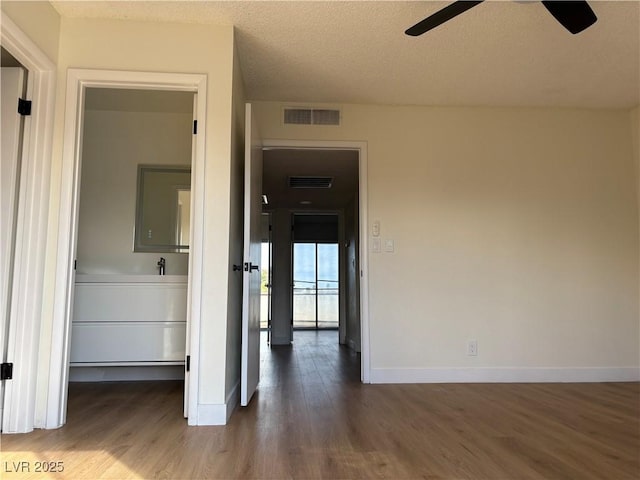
[134,165,191,253]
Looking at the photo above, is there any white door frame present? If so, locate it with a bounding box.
[48,69,207,429]
[262,139,370,383]
[0,14,56,433]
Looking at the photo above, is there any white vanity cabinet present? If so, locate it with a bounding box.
[70,275,187,366]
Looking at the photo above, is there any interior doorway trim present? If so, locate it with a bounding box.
[0,14,56,433]
[262,139,370,383]
[48,69,207,429]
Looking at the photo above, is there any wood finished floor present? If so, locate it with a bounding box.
[1,330,638,479]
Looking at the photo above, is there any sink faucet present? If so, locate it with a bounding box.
[157,257,166,275]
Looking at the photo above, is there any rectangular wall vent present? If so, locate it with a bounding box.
[283,108,340,126]
[288,176,333,189]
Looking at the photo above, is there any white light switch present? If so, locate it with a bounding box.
[372,238,381,253]
[384,239,394,253]
[372,220,380,237]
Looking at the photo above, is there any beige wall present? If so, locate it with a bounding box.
[1,1,60,63]
[78,106,192,275]
[255,102,639,379]
[40,17,238,413]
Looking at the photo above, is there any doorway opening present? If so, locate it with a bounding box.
[261,145,368,381]
[67,87,194,417]
[49,69,207,429]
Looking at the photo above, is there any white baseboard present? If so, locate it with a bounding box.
[69,366,184,382]
[195,403,228,425]
[370,367,640,384]
[195,380,240,426]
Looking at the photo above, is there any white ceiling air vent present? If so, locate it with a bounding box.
[288,176,333,189]
[283,107,340,126]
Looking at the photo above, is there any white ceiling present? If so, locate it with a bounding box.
[50,1,640,109]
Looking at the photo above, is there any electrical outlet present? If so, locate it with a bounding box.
[467,340,478,356]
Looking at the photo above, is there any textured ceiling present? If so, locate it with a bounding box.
[50,1,640,109]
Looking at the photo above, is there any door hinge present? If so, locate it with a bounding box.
[1,363,13,380]
[193,120,198,134]
[185,355,190,372]
[18,98,32,116]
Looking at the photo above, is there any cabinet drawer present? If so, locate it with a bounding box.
[70,322,186,363]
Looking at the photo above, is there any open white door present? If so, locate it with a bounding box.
[241,103,263,406]
[1,67,26,428]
